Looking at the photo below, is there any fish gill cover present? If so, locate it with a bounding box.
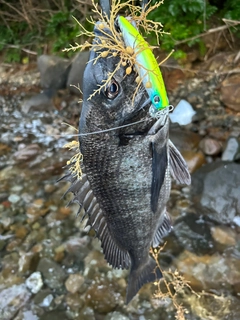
[61,0,193,314]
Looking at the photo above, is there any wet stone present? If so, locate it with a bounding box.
[8,194,21,204]
[78,307,95,320]
[18,251,40,274]
[191,162,240,224]
[0,284,31,320]
[222,137,240,161]
[37,257,66,290]
[39,310,68,320]
[181,150,206,173]
[25,271,43,294]
[65,273,85,294]
[65,292,84,310]
[85,280,122,314]
[220,74,240,112]
[173,214,215,254]
[199,138,222,156]
[211,226,236,246]
[105,311,129,320]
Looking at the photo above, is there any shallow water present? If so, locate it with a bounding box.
[0,77,240,320]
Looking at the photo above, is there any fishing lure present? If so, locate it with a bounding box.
[117,16,169,116]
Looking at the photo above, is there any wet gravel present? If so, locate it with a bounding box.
[0,57,240,320]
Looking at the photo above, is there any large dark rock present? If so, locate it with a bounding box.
[191,161,240,224]
[67,51,89,94]
[37,55,71,90]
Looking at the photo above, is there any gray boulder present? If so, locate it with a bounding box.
[37,55,71,90]
[67,51,89,94]
[191,161,240,224]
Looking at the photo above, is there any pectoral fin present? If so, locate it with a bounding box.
[169,139,191,185]
[151,142,168,213]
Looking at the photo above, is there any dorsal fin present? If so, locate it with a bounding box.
[59,169,130,269]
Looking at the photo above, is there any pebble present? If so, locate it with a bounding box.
[25,271,43,294]
[65,274,85,294]
[222,137,240,161]
[105,311,129,320]
[8,194,21,204]
[181,150,206,173]
[211,226,236,246]
[85,280,121,314]
[0,284,32,320]
[199,138,222,155]
[40,294,54,307]
[170,99,196,125]
[221,74,240,112]
[37,258,66,290]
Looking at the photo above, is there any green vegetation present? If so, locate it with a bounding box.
[0,0,239,63]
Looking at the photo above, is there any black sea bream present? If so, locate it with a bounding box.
[61,24,191,303]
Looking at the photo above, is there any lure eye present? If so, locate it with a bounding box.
[105,79,119,99]
[153,95,160,105]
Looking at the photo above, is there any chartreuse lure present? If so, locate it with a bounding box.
[117,16,169,116]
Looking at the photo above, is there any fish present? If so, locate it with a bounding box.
[60,22,191,304]
[117,15,169,117]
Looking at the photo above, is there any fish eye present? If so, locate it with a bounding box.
[105,79,119,99]
[153,95,160,104]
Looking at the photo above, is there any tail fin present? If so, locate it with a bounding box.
[126,256,162,304]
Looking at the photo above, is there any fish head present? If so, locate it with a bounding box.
[80,22,150,135]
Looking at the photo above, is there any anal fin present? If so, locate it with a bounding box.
[152,210,172,248]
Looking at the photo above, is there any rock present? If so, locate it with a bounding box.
[220,74,240,111]
[33,289,53,307]
[222,137,240,161]
[0,284,31,320]
[191,162,240,224]
[37,55,71,90]
[65,292,84,310]
[8,194,21,203]
[170,129,201,151]
[0,142,11,156]
[181,150,206,173]
[39,310,68,320]
[85,280,121,314]
[173,214,215,254]
[105,311,129,320]
[175,250,231,291]
[67,51,89,94]
[14,144,41,162]
[37,257,66,290]
[211,226,236,246]
[21,89,55,113]
[18,251,40,274]
[199,138,222,156]
[65,273,85,294]
[78,307,95,320]
[25,271,43,294]
[184,291,240,320]
[170,99,196,126]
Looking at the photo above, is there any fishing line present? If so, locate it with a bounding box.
[60,117,150,137]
